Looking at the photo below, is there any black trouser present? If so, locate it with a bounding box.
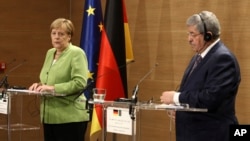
[43,121,88,141]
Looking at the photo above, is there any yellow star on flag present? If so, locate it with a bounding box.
[98,22,103,32]
[86,5,95,16]
[88,71,94,80]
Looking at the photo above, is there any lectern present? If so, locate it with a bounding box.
[91,101,207,141]
[0,89,65,141]
[89,101,137,141]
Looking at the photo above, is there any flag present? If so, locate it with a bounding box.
[97,0,128,100]
[96,0,128,128]
[122,0,134,63]
[80,0,103,100]
[79,0,103,140]
[90,0,129,140]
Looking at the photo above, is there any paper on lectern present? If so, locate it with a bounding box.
[154,104,184,109]
[7,89,37,94]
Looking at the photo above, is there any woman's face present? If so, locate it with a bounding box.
[50,28,71,51]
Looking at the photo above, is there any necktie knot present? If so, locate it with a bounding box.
[195,55,202,64]
[189,55,202,77]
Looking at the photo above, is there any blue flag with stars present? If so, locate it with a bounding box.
[80,0,103,100]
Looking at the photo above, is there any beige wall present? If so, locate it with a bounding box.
[0,0,250,141]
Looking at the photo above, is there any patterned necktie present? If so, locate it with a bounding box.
[189,55,202,76]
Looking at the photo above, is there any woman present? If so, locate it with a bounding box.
[29,18,89,141]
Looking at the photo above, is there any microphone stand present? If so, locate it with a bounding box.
[0,75,9,102]
[129,63,158,120]
[0,60,26,102]
[0,60,26,89]
[129,84,138,120]
[115,63,158,120]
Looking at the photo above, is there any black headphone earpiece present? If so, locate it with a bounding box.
[198,14,212,42]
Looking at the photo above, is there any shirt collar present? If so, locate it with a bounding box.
[200,38,220,58]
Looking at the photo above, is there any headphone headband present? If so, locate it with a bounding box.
[198,13,212,41]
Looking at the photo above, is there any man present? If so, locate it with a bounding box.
[160,11,241,141]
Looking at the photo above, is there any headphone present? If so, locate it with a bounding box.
[198,13,212,41]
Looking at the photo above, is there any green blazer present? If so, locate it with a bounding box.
[39,43,89,124]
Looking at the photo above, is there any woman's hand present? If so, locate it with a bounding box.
[29,83,41,91]
[29,83,54,93]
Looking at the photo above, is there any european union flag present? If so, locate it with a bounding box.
[80,0,103,100]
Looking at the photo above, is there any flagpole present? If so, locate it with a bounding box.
[102,106,106,141]
[112,134,117,141]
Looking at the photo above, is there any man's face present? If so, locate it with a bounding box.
[187,25,206,53]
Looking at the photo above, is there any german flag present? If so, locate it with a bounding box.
[90,0,134,140]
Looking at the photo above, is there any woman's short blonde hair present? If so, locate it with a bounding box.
[50,18,75,37]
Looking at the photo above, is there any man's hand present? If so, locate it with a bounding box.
[160,91,175,104]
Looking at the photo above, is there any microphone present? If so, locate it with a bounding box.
[0,60,26,89]
[0,60,26,101]
[131,63,159,101]
[0,59,16,74]
[127,63,158,120]
[70,80,95,112]
[115,63,159,103]
[6,59,17,67]
[6,60,26,75]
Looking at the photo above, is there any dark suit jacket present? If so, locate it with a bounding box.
[176,41,241,141]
